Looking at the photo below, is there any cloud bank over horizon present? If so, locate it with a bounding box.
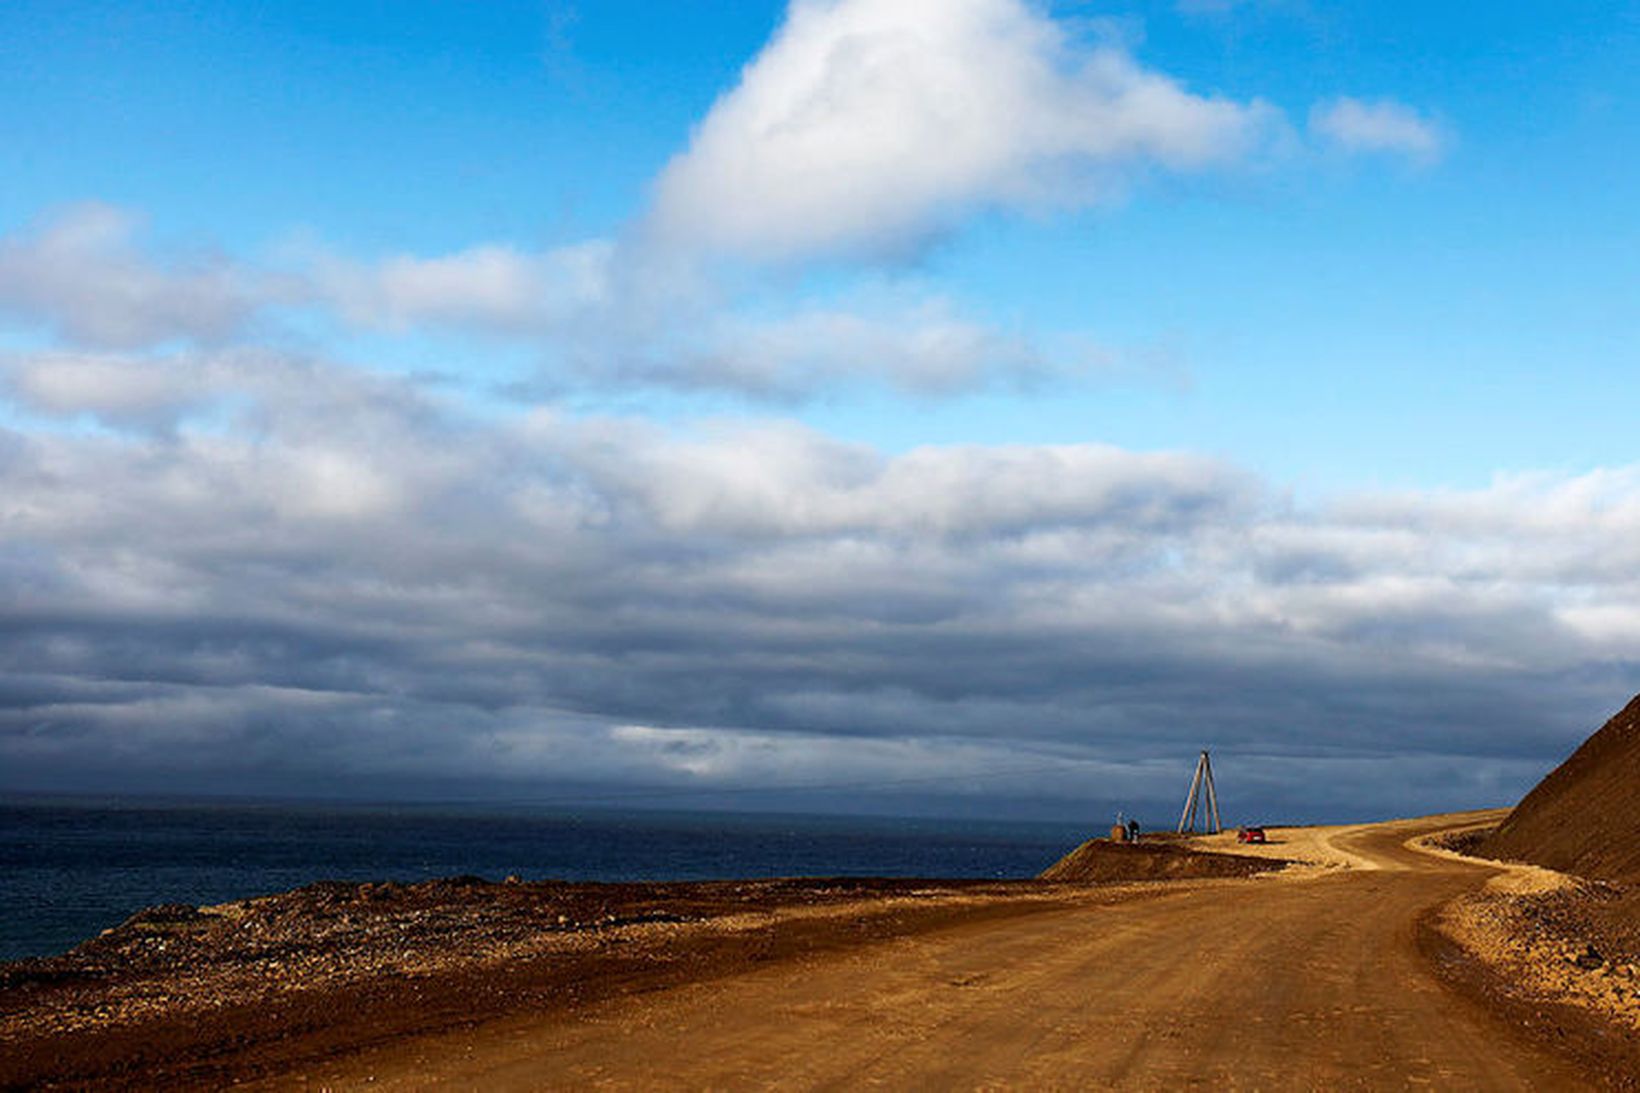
[2,340,1636,817]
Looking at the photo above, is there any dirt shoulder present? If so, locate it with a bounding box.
[1414,823,1640,1058]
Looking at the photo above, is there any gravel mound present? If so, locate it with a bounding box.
[1039,839,1285,883]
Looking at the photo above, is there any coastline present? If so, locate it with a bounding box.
[0,797,1092,965]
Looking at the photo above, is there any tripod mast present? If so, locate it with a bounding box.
[1176,750,1222,834]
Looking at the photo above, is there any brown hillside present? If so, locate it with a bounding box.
[1040,839,1284,883]
[1480,692,1640,883]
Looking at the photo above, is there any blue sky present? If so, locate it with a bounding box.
[1,1,1637,819]
[4,0,1634,490]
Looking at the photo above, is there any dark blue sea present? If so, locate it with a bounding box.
[0,797,1090,962]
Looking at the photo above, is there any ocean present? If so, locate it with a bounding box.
[0,796,1091,962]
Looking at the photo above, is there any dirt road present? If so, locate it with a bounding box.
[279,813,1600,1090]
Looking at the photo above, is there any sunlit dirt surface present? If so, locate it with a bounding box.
[267,814,1626,1091]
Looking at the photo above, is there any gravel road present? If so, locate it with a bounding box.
[287,814,1604,1090]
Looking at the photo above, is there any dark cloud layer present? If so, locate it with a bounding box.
[2,346,1635,820]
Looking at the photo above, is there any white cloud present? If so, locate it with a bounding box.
[582,288,1105,400]
[647,0,1279,262]
[0,206,1098,402]
[306,240,615,335]
[1310,97,1445,163]
[0,345,424,436]
[551,417,1247,538]
[0,350,219,428]
[693,297,1080,398]
[0,204,277,349]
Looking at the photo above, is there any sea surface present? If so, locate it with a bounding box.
[0,796,1091,962]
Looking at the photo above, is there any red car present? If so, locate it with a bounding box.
[1237,826,1268,844]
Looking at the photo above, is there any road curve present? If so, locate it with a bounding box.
[287,814,1591,1090]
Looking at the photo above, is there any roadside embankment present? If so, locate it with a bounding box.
[1418,825,1640,1040]
[1421,693,1640,1053]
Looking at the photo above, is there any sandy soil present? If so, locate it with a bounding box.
[1186,819,1410,872]
[258,814,1628,1090]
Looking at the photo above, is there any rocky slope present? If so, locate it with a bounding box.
[1481,692,1640,882]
